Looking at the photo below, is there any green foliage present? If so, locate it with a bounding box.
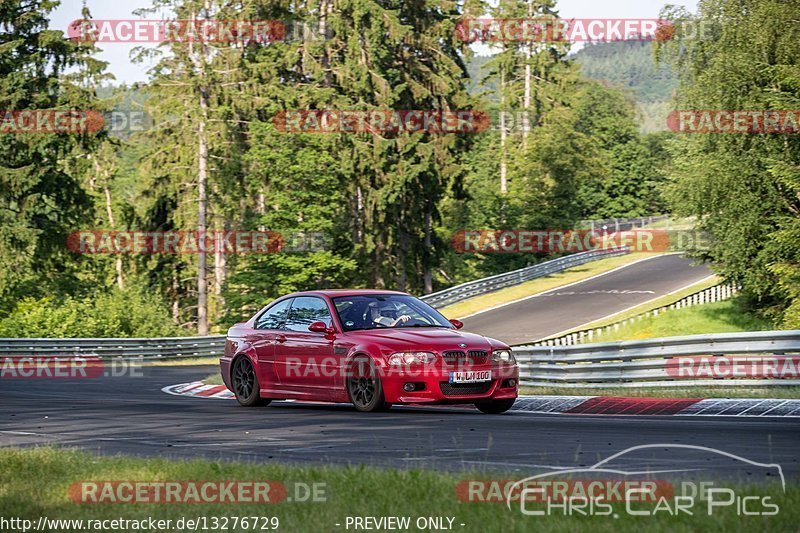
[596,296,773,342]
[222,121,357,323]
[0,0,685,335]
[570,81,671,218]
[574,40,678,104]
[657,0,800,326]
[0,286,184,338]
[0,0,109,314]
[223,252,357,325]
[449,70,669,280]
[572,40,678,134]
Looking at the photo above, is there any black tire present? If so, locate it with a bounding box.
[475,398,516,414]
[347,356,389,412]
[232,356,271,407]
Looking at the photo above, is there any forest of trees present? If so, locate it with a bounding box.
[656,0,800,328]
[573,40,678,134]
[0,0,796,336]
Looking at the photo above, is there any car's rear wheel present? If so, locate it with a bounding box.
[232,356,271,407]
[347,356,389,412]
[475,398,515,414]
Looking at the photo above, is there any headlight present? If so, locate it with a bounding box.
[388,352,436,365]
[491,349,516,364]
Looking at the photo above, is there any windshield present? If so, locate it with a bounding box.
[332,294,454,332]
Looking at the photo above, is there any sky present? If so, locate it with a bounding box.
[51,0,700,85]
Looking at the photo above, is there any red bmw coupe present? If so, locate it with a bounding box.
[221,290,519,413]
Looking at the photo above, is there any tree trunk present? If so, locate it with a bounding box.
[352,185,363,244]
[396,228,406,292]
[192,3,211,336]
[500,70,508,195]
[103,184,124,290]
[423,209,433,294]
[522,0,533,145]
[214,219,227,301]
[172,270,180,324]
[373,240,385,289]
[197,85,209,335]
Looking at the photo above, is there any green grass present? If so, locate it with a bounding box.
[521,386,800,399]
[0,448,796,532]
[204,372,224,385]
[439,253,665,319]
[590,297,773,343]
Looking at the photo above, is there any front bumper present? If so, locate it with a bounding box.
[219,356,232,391]
[380,364,519,404]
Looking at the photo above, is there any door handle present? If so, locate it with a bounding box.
[275,335,287,343]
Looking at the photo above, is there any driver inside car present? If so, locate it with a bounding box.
[367,301,412,327]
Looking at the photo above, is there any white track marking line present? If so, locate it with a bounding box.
[535,273,717,342]
[457,253,679,320]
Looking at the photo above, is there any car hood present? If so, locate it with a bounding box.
[343,327,506,351]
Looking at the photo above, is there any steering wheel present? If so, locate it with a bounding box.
[400,318,429,327]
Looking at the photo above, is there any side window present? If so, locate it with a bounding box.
[255,299,292,330]
[284,297,333,332]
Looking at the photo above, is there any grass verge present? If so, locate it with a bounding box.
[0,447,796,533]
[203,372,224,385]
[584,297,773,343]
[520,386,800,399]
[439,252,665,319]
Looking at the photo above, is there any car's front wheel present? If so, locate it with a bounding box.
[232,356,271,407]
[475,398,516,414]
[347,356,390,412]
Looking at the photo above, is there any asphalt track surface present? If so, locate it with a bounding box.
[462,254,714,345]
[1,367,798,483]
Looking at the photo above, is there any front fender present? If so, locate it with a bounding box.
[339,342,393,386]
[221,339,258,392]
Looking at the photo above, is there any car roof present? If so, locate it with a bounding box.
[286,289,411,298]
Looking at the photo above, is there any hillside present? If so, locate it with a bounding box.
[467,41,678,133]
[572,40,678,133]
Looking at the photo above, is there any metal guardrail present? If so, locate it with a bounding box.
[0,336,226,360]
[2,328,796,391]
[514,330,800,388]
[577,215,671,232]
[421,247,630,309]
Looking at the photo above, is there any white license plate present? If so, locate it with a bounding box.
[449,370,492,384]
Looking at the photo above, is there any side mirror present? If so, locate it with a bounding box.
[309,321,334,334]
[449,319,464,330]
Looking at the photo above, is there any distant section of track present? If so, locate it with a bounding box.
[461,254,713,345]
